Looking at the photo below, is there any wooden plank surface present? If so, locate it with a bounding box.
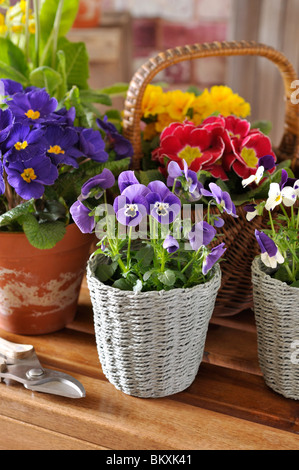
[0,281,298,450]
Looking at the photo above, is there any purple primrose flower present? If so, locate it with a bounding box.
[163,235,179,253]
[70,200,95,234]
[97,117,133,160]
[0,108,14,144]
[113,183,150,227]
[146,181,181,224]
[255,230,284,269]
[7,89,58,125]
[0,158,5,195]
[3,123,47,163]
[80,169,115,200]
[188,221,216,251]
[0,79,23,97]
[203,243,226,275]
[5,155,58,200]
[78,128,108,163]
[201,182,237,217]
[44,126,82,168]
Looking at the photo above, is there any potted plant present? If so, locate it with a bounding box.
[0,0,133,335]
[71,162,237,398]
[249,168,299,400]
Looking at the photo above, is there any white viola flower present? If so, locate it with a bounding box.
[265,183,296,211]
[255,230,285,269]
[294,180,299,197]
[242,166,264,188]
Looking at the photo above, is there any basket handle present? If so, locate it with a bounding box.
[123,40,299,173]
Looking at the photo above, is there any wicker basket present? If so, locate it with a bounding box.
[122,40,299,316]
[252,257,299,400]
[87,254,221,398]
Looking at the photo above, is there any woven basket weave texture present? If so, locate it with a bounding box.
[87,254,221,398]
[252,257,299,400]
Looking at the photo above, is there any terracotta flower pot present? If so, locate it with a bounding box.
[0,224,94,335]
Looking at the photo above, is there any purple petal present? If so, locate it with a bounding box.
[255,230,277,257]
[203,243,226,275]
[118,170,139,193]
[258,155,276,171]
[163,235,179,253]
[70,200,95,234]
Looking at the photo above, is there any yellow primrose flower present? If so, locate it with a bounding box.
[191,89,214,124]
[142,84,166,118]
[164,90,195,121]
[227,94,251,118]
[155,113,174,133]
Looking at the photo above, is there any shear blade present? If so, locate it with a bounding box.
[24,376,86,399]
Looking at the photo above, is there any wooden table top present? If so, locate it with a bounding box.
[0,278,298,451]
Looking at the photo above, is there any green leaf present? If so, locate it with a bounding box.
[30,66,62,95]
[95,262,118,282]
[0,200,35,228]
[251,120,272,136]
[135,245,154,266]
[80,89,112,106]
[0,38,29,85]
[137,170,165,186]
[157,270,176,287]
[290,280,299,288]
[39,0,80,41]
[99,83,129,97]
[21,215,66,249]
[57,38,89,90]
[112,278,133,291]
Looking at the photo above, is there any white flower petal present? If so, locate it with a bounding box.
[281,186,296,207]
[276,250,285,264]
[246,210,258,221]
[242,174,256,188]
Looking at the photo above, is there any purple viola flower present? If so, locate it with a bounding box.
[113,183,150,227]
[279,168,296,190]
[163,235,179,253]
[201,182,237,217]
[188,221,216,251]
[255,230,284,269]
[80,169,115,200]
[70,200,95,234]
[97,117,133,160]
[0,157,5,195]
[244,203,258,221]
[258,155,276,171]
[78,128,108,163]
[44,126,82,168]
[213,216,224,228]
[3,123,47,163]
[146,181,181,224]
[167,160,202,201]
[202,243,226,275]
[118,170,139,193]
[0,79,23,97]
[0,108,14,144]
[7,89,58,125]
[5,155,58,200]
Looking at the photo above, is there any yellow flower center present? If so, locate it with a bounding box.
[48,145,65,155]
[14,141,28,151]
[240,147,258,168]
[21,168,37,183]
[25,109,40,120]
[178,145,202,166]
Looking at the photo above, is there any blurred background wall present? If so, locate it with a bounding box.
[71,0,299,147]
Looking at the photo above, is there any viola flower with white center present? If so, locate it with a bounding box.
[113,183,150,227]
[265,182,297,211]
[202,243,227,275]
[3,123,46,163]
[117,170,140,193]
[255,230,284,269]
[163,235,179,253]
[242,165,264,188]
[80,169,115,201]
[70,200,95,234]
[166,159,203,201]
[7,89,58,125]
[244,204,259,221]
[44,126,82,168]
[5,154,58,200]
[188,221,216,251]
[201,182,238,217]
[294,180,299,197]
[146,181,181,224]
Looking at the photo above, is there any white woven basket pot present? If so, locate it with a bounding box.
[252,257,299,400]
[87,254,221,398]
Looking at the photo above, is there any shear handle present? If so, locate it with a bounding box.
[0,337,34,360]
